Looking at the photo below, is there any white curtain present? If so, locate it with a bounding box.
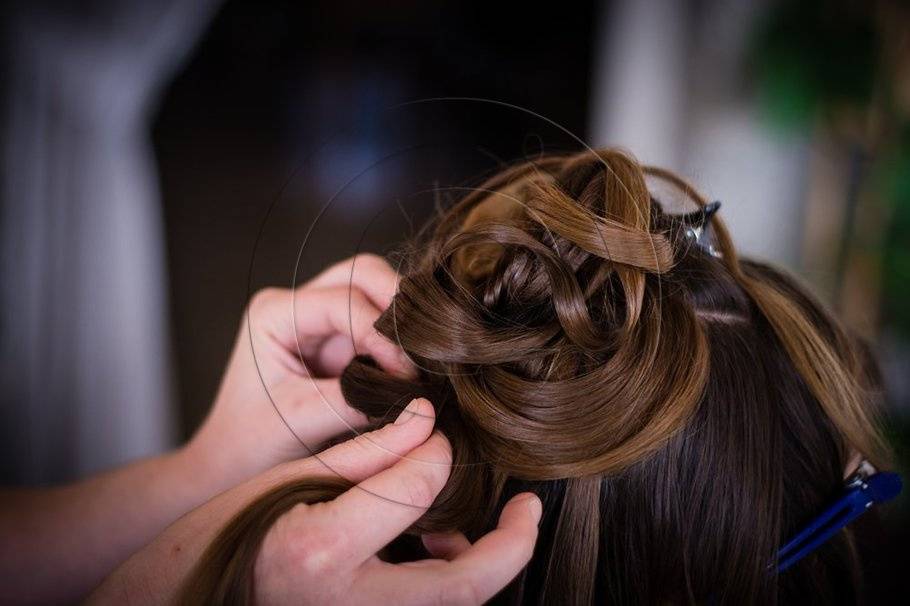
[588,0,808,266]
[1,0,221,484]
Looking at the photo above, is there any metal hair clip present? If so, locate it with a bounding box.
[679,200,722,258]
[776,461,902,573]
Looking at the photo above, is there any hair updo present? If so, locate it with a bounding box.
[183,149,890,605]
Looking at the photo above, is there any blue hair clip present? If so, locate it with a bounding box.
[776,461,903,573]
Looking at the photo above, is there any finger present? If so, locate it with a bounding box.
[421,531,472,561]
[269,376,369,449]
[292,286,413,377]
[248,285,413,378]
[357,493,542,605]
[444,492,542,602]
[325,429,452,562]
[282,398,436,486]
[306,253,400,310]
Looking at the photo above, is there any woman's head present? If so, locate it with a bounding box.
[339,149,889,603]
[183,148,890,604]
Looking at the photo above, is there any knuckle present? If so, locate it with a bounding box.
[296,542,340,578]
[405,469,443,509]
[280,506,343,577]
[249,287,287,314]
[346,288,371,314]
[353,252,388,272]
[424,435,453,467]
[351,432,377,453]
[346,432,383,461]
[402,439,454,507]
[337,291,372,335]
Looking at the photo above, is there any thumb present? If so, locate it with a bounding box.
[290,398,437,485]
[443,492,542,601]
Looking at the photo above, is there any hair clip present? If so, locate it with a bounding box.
[776,461,903,573]
[679,200,722,258]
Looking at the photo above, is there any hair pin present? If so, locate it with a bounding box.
[679,200,722,258]
[776,461,902,573]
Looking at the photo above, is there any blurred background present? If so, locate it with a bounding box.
[1,0,908,598]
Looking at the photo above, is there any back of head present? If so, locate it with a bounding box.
[182,148,890,605]
[340,149,890,604]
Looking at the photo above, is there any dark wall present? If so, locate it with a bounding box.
[152,0,599,435]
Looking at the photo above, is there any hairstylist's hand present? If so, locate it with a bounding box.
[254,399,542,606]
[91,399,542,606]
[184,253,415,495]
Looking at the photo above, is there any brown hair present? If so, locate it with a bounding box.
[180,149,890,604]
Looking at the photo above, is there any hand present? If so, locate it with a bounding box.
[91,399,542,605]
[254,398,542,606]
[183,254,416,493]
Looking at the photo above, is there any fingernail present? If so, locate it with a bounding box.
[394,398,420,425]
[526,495,542,524]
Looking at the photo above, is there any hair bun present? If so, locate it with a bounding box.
[363,150,710,481]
